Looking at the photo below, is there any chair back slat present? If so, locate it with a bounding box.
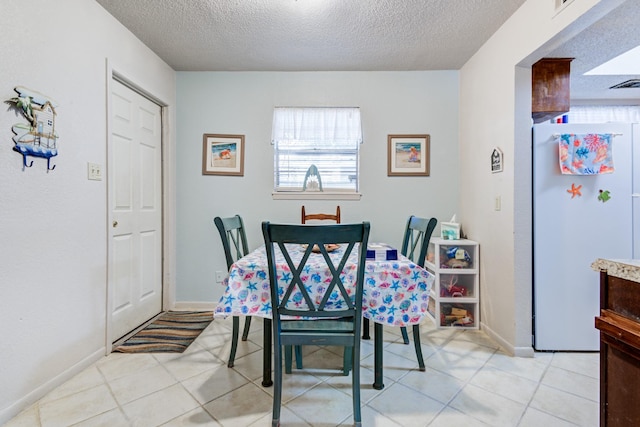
[401,215,437,267]
[276,241,317,311]
[214,215,250,270]
[317,240,356,311]
[301,205,341,224]
[262,223,369,320]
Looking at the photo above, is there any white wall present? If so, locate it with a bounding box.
[458,0,625,355]
[0,0,176,422]
[175,71,459,303]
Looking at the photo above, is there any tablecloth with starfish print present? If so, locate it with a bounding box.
[214,243,433,327]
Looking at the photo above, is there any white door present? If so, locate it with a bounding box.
[109,79,163,342]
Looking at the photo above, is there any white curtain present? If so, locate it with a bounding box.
[567,105,640,123]
[271,107,362,145]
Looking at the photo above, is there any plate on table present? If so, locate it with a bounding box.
[303,244,340,253]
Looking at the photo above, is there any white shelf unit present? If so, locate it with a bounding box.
[425,238,479,329]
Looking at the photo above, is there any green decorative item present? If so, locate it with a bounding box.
[598,189,611,202]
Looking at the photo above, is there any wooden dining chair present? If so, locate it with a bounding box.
[262,221,370,427]
[214,215,253,368]
[399,215,437,370]
[301,205,341,224]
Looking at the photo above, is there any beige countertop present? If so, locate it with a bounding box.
[591,259,640,283]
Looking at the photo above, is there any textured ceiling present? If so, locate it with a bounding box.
[95,0,526,71]
[545,0,640,102]
[96,0,640,101]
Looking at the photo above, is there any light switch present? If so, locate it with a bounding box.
[88,163,102,181]
[495,196,501,211]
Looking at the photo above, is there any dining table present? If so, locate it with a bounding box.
[214,242,434,390]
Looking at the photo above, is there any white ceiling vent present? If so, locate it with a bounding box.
[610,79,640,89]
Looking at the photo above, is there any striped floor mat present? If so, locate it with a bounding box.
[114,311,213,353]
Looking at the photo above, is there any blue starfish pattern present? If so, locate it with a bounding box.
[217,243,435,330]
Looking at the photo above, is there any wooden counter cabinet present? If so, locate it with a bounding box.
[593,259,640,427]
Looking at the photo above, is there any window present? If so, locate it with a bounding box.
[271,107,362,195]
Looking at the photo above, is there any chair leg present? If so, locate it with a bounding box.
[362,318,370,339]
[412,324,426,371]
[228,316,240,368]
[400,326,410,344]
[352,345,362,426]
[343,347,352,375]
[294,345,303,369]
[272,337,282,427]
[284,346,293,374]
[373,323,384,390]
[262,320,273,387]
[242,316,252,341]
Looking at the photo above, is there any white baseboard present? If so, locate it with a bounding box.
[480,321,535,358]
[0,347,106,425]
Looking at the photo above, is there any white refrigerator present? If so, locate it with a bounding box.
[532,122,638,351]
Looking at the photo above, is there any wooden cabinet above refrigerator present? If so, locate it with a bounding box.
[532,58,573,123]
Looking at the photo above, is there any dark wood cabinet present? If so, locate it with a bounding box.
[532,58,573,123]
[595,264,640,426]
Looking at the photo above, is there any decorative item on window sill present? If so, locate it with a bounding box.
[303,164,323,192]
[5,86,59,171]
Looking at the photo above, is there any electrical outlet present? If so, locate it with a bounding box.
[216,271,225,283]
[88,162,102,181]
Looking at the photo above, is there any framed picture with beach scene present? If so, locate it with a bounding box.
[202,134,245,176]
[387,134,430,176]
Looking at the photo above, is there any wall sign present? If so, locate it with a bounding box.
[491,148,503,173]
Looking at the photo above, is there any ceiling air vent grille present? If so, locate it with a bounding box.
[610,79,640,89]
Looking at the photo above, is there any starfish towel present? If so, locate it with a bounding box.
[558,133,614,175]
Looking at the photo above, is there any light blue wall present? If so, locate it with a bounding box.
[176,71,459,302]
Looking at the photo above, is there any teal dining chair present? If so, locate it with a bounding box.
[262,221,370,427]
[214,215,253,368]
[398,215,437,370]
[362,215,437,371]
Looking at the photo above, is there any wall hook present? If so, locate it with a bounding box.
[14,148,34,170]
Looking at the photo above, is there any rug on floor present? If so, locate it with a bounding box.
[113,311,213,353]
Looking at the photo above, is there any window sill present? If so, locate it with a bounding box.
[272,191,362,201]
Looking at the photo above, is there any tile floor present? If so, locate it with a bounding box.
[5,317,599,427]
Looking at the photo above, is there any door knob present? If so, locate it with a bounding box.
[112,221,118,227]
